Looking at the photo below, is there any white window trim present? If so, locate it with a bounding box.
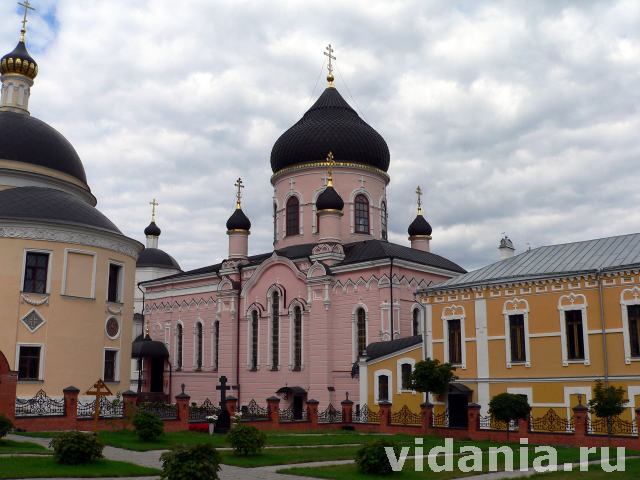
[288,302,305,371]
[15,343,45,381]
[61,248,97,299]
[558,294,590,366]
[174,321,184,370]
[442,305,466,369]
[106,260,125,303]
[246,309,261,370]
[104,316,121,340]
[21,249,53,294]
[103,348,120,382]
[503,298,531,368]
[283,192,304,237]
[20,308,47,333]
[411,304,423,337]
[352,304,369,362]
[267,287,283,370]
[350,188,373,235]
[374,369,393,405]
[396,357,416,394]
[620,287,640,364]
[193,320,204,370]
[211,320,220,370]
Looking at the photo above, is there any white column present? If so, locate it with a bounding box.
[475,299,490,415]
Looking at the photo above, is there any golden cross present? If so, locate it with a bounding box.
[324,44,336,86]
[149,198,159,221]
[416,186,423,215]
[234,177,244,208]
[326,151,335,186]
[18,1,35,42]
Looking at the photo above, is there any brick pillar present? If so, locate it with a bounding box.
[573,403,589,439]
[379,401,391,431]
[0,352,17,422]
[122,390,138,419]
[62,386,79,429]
[306,399,319,428]
[267,396,280,428]
[421,402,434,435]
[175,390,191,431]
[518,415,529,435]
[467,403,481,436]
[341,398,354,424]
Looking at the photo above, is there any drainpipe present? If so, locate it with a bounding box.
[389,257,395,340]
[596,269,610,386]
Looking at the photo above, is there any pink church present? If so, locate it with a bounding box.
[140,68,465,413]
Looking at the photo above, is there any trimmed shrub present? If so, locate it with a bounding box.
[160,444,221,480]
[0,415,13,439]
[49,431,103,465]
[227,425,266,456]
[133,410,164,441]
[355,439,401,475]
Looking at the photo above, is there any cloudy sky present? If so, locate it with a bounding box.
[3,0,639,272]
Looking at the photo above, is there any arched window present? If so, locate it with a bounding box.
[354,194,369,234]
[214,321,220,371]
[293,306,302,371]
[401,363,412,390]
[273,203,277,243]
[271,291,280,370]
[176,324,183,370]
[195,322,203,370]
[250,311,258,370]
[356,308,367,358]
[286,197,299,236]
[378,375,389,401]
[381,201,388,241]
[412,309,420,337]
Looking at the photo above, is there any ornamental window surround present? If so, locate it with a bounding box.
[374,369,392,404]
[442,305,466,369]
[558,294,590,366]
[269,290,282,370]
[503,298,531,368]
[412,308,421,337]
[22,250,51,294]
[175,323,184,371]
[286,196,300,236]
[354,306,368,361]
[396,357,416,393]
[248,310,259,371]
[619,287,640,364]
[290,304,303,371]
[103,349,119,382]
[354,194,370,234]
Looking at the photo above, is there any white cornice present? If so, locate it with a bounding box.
[144,283,219,299]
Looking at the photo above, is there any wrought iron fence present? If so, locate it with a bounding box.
[15,390,65,417]
[479,415,518,431]
[432,409,449,428]
[318,404,342,423]
[278,406,308,422]
[529,409,573,433]
[240,399,270,420]
[588,416,637,436]
[390,405,421,426]
[138,402,178,419]
[77,397,124,418]
[353,404,380,424]
[188,398,221,423]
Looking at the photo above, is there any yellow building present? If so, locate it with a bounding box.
[361,234,640,426]
[0,22,142,396]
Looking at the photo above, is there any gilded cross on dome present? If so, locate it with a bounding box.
[149,198,159,221]
[234,177,244,208]
[18,0,35,42]
[416,186,423,215]
[326,151,335,186]
[324,44,336,87]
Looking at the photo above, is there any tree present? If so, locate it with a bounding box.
[410,358,457,399]
[488,393,531,441]
[588,380,628,438]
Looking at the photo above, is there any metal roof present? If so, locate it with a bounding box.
[424,233,640,291]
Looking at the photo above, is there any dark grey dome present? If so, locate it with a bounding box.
[1,41,38,79]
[0,186,121,233]
[270,87,390,173]
[0,111,87,183]
[137,247,181,270]
[226,208,251,231]
[316,186,344,211]
[131,334,169,358]
[408,214,432,237]
[144,221,161,236]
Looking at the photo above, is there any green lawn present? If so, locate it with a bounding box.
[0,439,50,455]
[220,446,362,467]
[0,457,160,478]
[526,458,640,479]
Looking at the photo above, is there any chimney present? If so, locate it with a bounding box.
[499,235,515,260]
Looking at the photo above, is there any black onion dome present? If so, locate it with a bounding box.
[316,186,344,211]
[408,214,432,237]
[226,208,251,231]
[137,247,181,270]
[0,111,87,183]
[0,41,38,79]
[270,87,390,173]
[144,221,161,236]
[0,186,121,233]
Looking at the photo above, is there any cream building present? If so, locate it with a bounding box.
[0,22,142,396]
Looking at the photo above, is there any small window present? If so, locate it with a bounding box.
[293,306,302,371]
[401,363,412,390]
[509,314,526,363]
[176,324,183,370]
[412,309,420,336]
[381,201,388,241]
[104,350,117,382]
[18,346,41,380]
[378,374,389,401]
[565,310,585,360]
[107,263,122,303]
[286,197,300,236]
[628,305,640,358]
[354,194,369,234]
[250,312,258,370]
[356,308,367,357]
[448,319,462,364]
[273,203,278,243]
[196,322,203,370]
[23,252,49,294]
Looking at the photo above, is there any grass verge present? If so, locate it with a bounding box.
[0,439,50,455]
[0,457,160,478]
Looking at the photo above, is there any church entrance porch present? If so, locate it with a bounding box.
[447,383,472,428]
[276,386,307,420]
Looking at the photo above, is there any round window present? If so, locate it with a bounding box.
[106,317,120,338]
